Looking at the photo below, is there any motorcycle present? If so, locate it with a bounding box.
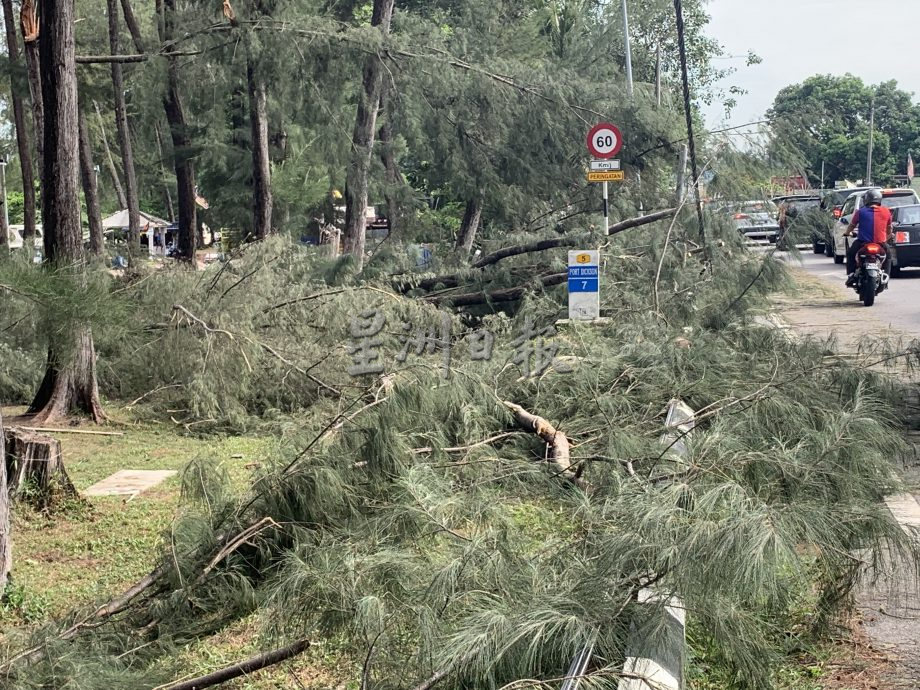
[850,241,889,307]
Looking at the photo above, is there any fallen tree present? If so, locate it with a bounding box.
[422,272,565,307]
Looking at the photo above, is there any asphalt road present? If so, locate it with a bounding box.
[777,245,920,338]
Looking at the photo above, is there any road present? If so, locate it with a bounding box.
[780,247,920,337]
[766,245,920,689]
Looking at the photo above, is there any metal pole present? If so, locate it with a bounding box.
[655,46,662,107]
[0,158,8,246]
[622,0,633,99]
[602,181,609,234]
[820,161,825,190]
[867,96,875,185]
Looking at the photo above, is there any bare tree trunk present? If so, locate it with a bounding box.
[118,0,145,52]
[2,0,37,241]
[29,0,106,424]
[342,0,394,270]
[94,100,128,209]
[454,198,482,258]
[78,109,105,256]
[378,92,402,237]
[247,57,272,239]
[22,1,43,240]
[154,121,175,221]
[161,0,196,263]
[107,0,140,247]
[0,411,11,591]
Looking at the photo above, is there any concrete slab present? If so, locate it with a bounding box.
[82,470,177,497]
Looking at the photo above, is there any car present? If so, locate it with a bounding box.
[888,204,920,276]
[821,187,876,220]
[832,188,920,264]
[6,224,43,251]
[774,194,824,251]
[716,199,780,242]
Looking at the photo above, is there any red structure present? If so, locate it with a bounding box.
[771,175,810,194]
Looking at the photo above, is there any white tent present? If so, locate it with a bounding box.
[101,209,171,229]
[101,210,173,257]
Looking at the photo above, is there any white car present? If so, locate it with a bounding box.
[6,224,43,250]
[831,188,920,263]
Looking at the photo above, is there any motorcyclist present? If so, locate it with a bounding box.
[845,189,892,286]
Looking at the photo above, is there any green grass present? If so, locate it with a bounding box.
[1,408,362,687]
[1,410,272,624]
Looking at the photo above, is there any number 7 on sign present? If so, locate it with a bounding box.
[582,281,588,290]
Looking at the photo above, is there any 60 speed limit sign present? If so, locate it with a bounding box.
[586,123,623,159]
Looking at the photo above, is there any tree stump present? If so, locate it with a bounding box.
[4,427,78,509]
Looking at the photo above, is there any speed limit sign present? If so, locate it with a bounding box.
[586,123,623,159]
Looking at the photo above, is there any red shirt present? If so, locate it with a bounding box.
[853,205,892,243]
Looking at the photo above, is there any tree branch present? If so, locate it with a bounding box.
[503,401,589,491]
[159,638,311,690]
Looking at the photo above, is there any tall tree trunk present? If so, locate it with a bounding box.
[342,0,394,270]
[78,109,105,256]
[161,0,196,263]
[0,411,11,591]
[21,0,42,240]
[154,121,175,221]
[247,57,272,239]
[106,0,140,247]
[118,0,145,52]
[378,90,402,238]
[29,0,106,424]
[3,0,37,241]
[93,100,128,209]
[454,198,482,258]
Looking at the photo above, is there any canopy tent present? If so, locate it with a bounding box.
[101,209,171,229]
[101,210,174,257]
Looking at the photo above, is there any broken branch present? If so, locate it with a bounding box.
[158,638,311,690]
[423,273,566,307]
[502,401,588,491]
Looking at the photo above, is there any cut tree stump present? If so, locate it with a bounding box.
[4,427,78,508]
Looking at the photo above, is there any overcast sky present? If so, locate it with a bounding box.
[702,0,920,129]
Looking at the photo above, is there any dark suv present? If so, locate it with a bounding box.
[774,194,823,251]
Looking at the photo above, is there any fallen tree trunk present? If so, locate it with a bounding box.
[472,208,676,269]
[162,638,310,690]
[4,427,78,508]
[422,272,566,307]
[502,401,588,491]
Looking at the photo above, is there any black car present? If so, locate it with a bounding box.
[775,194,823,251]
[889,204,920,276]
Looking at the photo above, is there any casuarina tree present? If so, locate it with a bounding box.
[27,0,106,424]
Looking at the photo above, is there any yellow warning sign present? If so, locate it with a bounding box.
[587,171,625,182]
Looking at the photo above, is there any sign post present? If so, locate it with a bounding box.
[568,250,600,321]
[586,123,624,235]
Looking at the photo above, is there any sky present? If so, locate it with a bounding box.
[702,0,920,129]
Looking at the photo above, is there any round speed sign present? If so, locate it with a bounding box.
[586,123,623,159]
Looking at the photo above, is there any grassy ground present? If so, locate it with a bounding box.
[0,407,362,688]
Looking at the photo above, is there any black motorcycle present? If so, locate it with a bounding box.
[851,241,889,307]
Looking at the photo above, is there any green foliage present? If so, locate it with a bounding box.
[769,74,920,186]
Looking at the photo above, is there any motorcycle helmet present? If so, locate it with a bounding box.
[864,189,883,206]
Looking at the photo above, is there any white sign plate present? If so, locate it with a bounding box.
[568,250,600,321]
[590,159,621,171]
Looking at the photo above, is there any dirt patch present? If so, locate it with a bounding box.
[820,614,895,690]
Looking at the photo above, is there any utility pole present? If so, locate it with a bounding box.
[0,155,8,247]
[866,95,875,185]
[622,0,633,99]
[655,46,662,107]
[820,161,825,190]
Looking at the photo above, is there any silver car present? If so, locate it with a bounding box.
[717,200,780,242]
